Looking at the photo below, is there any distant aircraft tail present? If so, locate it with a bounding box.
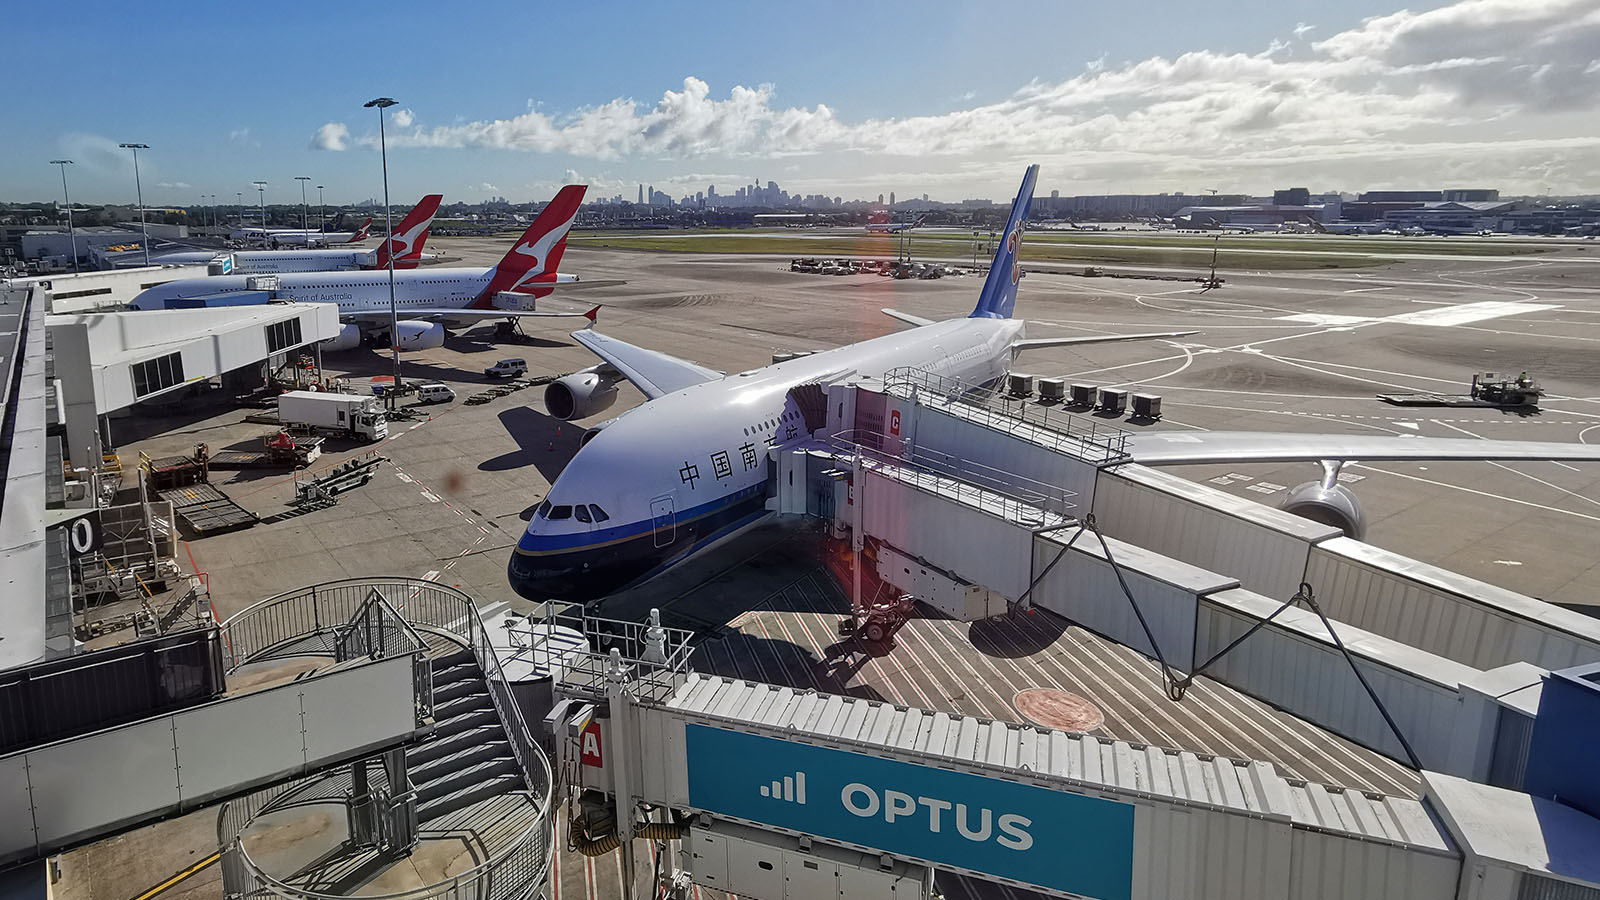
[969,164,1038,320]
[374,194,442,269]
[472,184,587,307]
[347,218,373,242]
[323,212,346,233]
[913,214,926,228]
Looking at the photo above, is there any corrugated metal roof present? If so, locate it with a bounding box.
[666,672,1450,851]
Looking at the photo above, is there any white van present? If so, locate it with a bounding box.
[415,382,456,404]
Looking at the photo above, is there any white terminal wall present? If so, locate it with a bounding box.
[46,303,340,465]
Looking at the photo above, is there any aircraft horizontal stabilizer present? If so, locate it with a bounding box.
[1125,432,1600,465]
[1011,331,1197,351]
[882,308,936,327]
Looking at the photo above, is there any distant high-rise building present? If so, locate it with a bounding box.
[1051,190,1059,199]
[922,194,929,202]
[889,192,895,206]
[877,193,885,205]
[638,184,643,204]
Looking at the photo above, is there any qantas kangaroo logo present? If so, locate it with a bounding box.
[505,217,576,292]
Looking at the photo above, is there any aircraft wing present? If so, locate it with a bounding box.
[1125,432,1600,465]
[882,308,936,327]
[571,329,723,400]
[1012,331,1197,351]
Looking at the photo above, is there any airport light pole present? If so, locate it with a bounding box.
[316,185,325,232]
[236,192,243,229]
[365,96,400,404]
[253,181,267,247]
[50,159,79,275]
[118,143,150,266]
[295,175,310,233]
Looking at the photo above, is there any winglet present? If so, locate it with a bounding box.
[970,164,1039,320]
[584,305,600,329]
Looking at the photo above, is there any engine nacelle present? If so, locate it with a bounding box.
[1280,482,1367,540]
[580,416,620,447]
[320,323,363,352]
[546,370,618,421]
[393,320,446,351]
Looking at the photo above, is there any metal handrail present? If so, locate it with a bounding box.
[829,428,1077,524]
[216,578,553,900]
[882,365,1131,464]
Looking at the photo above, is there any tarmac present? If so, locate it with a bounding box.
[54,235,1600,899]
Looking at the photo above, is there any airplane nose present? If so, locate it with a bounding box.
[507,554,624,604]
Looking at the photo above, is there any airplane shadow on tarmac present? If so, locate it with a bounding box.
[480,406,583,481]
[967,610,1067,658]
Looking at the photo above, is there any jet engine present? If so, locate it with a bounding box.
[1279,461,1367,540]
[393,320,446,351]
[546,369,618,421]
[580,416,620,447]
[320,323,363,352]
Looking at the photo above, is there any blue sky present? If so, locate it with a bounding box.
[6,0,1599,206]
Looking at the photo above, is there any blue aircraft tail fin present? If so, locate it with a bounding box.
[969,164,1039,319]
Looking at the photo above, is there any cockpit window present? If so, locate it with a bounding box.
[548,505,573,520]
[588,504,610,522]
[536,500,551,518]
[574,505,592,523]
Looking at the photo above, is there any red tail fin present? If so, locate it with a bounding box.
[374,194,442,269]
[348,218,373,242]
[473,184,587,307]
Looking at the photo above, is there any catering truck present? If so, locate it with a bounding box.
[276,391,388,442]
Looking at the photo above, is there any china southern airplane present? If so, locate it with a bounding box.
[507,165,1600,604]
[155,194,442,274]
[865,214,926,234]
[131,186,594,350]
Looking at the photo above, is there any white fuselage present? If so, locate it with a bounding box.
[508,315,1025,601]
[153,249,374,274]
[129,267,505,315]
[232,229,360,247]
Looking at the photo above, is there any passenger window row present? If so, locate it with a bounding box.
[742,409,801,437]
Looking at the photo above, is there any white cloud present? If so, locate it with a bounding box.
[1292,22,1316,39]
[311,122,349,151]
[306,0,1600,193]
[392,108,414,128]
[479,182,500,192]
[156,181,192,189]
[227,128,251,145]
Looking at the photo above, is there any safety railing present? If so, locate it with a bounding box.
[883,365,1131,464]
[532,604,696,705]
[829,428,1077,525]
[217,578,553,900]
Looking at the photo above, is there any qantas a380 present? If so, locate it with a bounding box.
[507,165,1600,605]
[131,186,596,350]
[154,194,443,275]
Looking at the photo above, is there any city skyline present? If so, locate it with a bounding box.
[5,1,1599,205]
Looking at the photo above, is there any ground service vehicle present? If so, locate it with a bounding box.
[276,391,389,442]
[484,358,528,378]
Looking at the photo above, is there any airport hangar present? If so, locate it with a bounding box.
[2,248,1600,900]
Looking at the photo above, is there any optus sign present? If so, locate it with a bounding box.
[684,724,1135,900]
